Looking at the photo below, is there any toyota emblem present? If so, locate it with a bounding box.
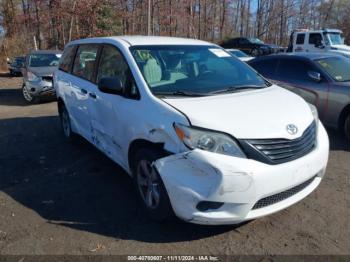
[286,124,298,135]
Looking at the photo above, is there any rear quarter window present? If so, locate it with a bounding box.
[59,45,76,73]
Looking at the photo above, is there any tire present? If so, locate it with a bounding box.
[22,84,39,103]
[344,114,350,140]
[58,103,77,142]
[132,147,173,221]
[251,48,260,57]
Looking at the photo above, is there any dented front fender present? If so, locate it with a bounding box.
[154,150,256,221]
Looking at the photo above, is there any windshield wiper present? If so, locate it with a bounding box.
[156,90,207,97]
[209,85,266,94]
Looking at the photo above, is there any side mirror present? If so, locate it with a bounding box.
[308,71,322,82]
[98,77,124,95]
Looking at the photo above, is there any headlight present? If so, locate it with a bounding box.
[27,71,39,81]
[174,123,246,158]
[308,103,318,122]
[308,103,319,133]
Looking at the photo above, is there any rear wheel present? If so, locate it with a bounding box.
[344,114,350,140]
[58,103,76,142]
[132,148,173,221]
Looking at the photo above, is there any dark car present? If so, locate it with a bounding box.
[8,56,25,76]
[248,53,350,139]
[22,50,62,103]
[220,37,280,57]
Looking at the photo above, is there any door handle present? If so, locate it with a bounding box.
[81,88,88,95]
[89,92,97,99]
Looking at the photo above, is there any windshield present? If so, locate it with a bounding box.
[12,58,23,66]
[29,54,61,67]
[229,50,249,58]
[130,45,266,96]
[316,57,350,82]
[248,38,264,44]
[325,33,344,45]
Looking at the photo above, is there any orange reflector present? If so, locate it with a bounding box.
[175,126,185,140]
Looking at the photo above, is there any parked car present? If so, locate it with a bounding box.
[22,50,62,103]
[287,28,350,58]
[249,53,350,139]
[8,56,25,76]
[220,37,280,56]
[54,36,329,225]
[226,49,253,62]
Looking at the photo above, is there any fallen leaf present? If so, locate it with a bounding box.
[89,243,105,252]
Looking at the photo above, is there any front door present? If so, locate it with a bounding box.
[275,58,329,120]
[306,33,325,53]
[88,44,139,167]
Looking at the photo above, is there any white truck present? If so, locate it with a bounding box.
[287,29,350,58]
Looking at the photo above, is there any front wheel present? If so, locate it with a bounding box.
[251,48,260,57]
[132,148,173,221]
[22,84,38,103]
[344,114,350,140]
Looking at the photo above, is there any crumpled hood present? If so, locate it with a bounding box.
[164,85,314,139]
[28,66,57,77]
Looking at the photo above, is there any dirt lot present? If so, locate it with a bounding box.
[0,74,349,255]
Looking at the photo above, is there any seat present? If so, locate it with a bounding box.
[143,58,162,84]
[83,60,95,80]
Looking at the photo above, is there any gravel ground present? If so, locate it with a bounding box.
[0,73,349,255]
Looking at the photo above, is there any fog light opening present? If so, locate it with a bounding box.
[196,201,224,212]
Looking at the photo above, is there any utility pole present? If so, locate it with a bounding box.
[147,0,151,35]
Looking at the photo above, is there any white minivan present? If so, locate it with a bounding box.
[54,36,329,225]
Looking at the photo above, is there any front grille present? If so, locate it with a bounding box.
[42,76,53,82]
[252,176,316,209]
[242,121,316,164]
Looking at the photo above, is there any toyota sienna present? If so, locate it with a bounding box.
[54,36,329,225]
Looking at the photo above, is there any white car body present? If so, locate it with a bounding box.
[290,29,350,58]
[54,36,329,225]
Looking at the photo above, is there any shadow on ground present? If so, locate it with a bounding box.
[0,116,236,243]
[327,128,350,151]
[0,88,56,106]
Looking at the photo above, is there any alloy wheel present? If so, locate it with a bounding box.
[22,85,33,102]
[136,159,160,209]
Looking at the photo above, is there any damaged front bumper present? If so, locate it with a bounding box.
[26,79,55,97]
[154,124,329,225]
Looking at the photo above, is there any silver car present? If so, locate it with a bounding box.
[22,50,62,103]
[249,53,350,140]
